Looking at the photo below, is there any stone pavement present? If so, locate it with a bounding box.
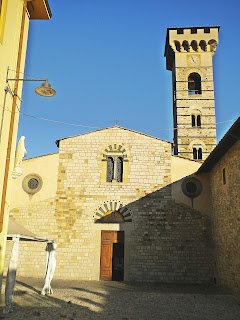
[1,277,240,320]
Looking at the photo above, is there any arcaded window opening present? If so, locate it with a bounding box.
[116,157,123,182]
[191,40,198,51]
[107,157,114,182]
[208,39,217,52]
[188,73,202,95]
[193,148,197,159]
[182,40,189,52]
[103,144,127,183]
[106,156,123,183]
[191,115,196,127]
[197,115,201,127]
[199,40,207,51]
[174,41,181,52]
[193,147,202,160]
[198,148,202,160]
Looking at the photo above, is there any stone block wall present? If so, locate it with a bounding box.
[126,186,213,283]
[209,140,240,293]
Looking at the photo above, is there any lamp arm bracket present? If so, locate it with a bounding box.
[7,78,47,82]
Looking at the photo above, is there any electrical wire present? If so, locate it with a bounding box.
[20,113,102,129]
[0,101,237,131]
[19,112,236,132]
[141,119,237,132]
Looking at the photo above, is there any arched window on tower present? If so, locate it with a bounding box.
[188,73,202,95]
[191,115,196,127]
[106,157,114,182]
[197,115,201,127]
[198,148,202,160]
[193,148,197,159]
[116,157,123,182]
[193,147,203,160]
[191,111,201,128]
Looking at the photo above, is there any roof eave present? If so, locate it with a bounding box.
[197,117,240,174]
[27,0,52,20]
[55,125,173,147]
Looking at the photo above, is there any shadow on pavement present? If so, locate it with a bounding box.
[0,277,240,320]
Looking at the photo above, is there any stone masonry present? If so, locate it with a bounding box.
[5,126,213,283]
[209,140,240,293]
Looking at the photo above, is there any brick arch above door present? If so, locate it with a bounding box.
[93,200,132,223]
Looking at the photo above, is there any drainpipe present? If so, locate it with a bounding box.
[0,0,30,232]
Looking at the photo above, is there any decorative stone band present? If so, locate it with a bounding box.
[102,144,128,161]
[93,200,132,223]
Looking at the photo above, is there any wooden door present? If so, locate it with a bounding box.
[100,231,124,281]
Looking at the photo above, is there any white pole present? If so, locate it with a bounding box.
[3,236,20,314]
[41,242,57,295]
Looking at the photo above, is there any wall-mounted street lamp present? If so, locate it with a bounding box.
[1,70,56,141]
[6,72,56,97]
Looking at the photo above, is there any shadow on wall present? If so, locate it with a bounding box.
[117,180,213,284]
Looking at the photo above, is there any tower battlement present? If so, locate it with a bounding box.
[165,26,220,71]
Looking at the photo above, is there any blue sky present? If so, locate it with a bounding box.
[17,0,240,158]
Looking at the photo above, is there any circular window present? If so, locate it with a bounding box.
[28,178,39,190]
[185,182,197,194]
[182,177,202,198]
[22,174,42,194]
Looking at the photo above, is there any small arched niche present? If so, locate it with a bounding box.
[208,39,217,52]
[174,40,181,52]
[199,40,207,52]
[182,40,189,52]
[191,40,198,52]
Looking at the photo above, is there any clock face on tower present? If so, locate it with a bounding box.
[187,55,200,66]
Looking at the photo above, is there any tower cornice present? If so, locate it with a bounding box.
[165,26,220,71]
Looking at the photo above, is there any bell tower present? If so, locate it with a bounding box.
[165,26,220,160]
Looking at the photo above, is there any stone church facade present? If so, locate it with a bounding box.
[4,26,240,293]
[7,127,212,283]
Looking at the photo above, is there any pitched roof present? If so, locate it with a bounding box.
[197,117,240,173]
[55,125,172,147]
